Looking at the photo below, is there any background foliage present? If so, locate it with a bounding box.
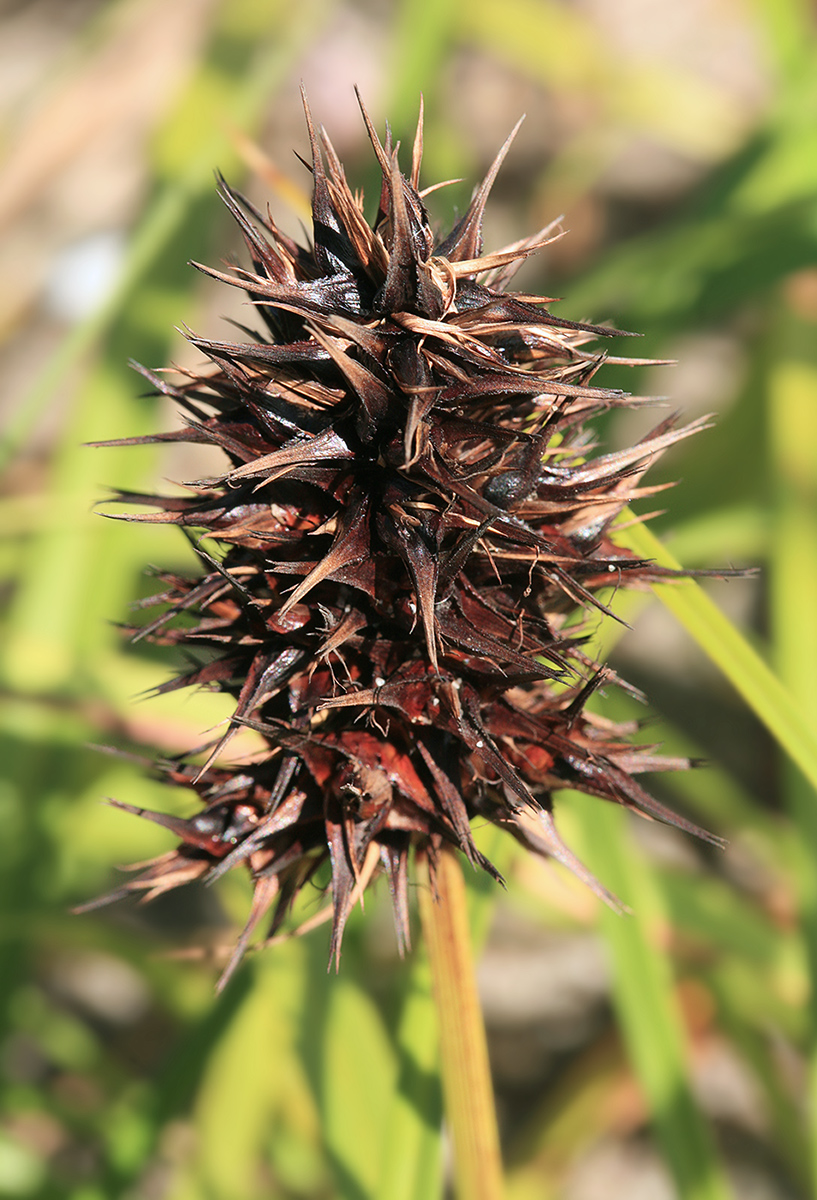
[1,0,817,1196]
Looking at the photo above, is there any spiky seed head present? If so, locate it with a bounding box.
[82,91,720,988]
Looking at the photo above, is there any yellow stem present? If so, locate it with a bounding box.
[418,844,505,1200]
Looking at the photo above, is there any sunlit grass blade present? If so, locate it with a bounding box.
[0,0,324,474]
[505,1037,625,1200]
[170,948,322,1200]
[387,0,457,128]
[564,794,734,1200]
[377,940,444,1200]
[768,351,817,1191]
[750,0,817,76]
[299,932,399,1200]
[663,504,769,568]
[616,514,817,798]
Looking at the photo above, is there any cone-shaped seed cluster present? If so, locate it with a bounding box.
[85,93,719,987]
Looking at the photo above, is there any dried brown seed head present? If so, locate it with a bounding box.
[82,93,718,988]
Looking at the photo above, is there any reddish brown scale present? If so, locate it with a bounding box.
[85,90,726,987]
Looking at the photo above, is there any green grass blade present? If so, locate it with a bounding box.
[768,351,817,1190]
[0,0,324,475]
[565,795,733,1200]
[171,948,319,1200]
[1,184,187,475]
[748,0,817,75]
[616,516,817,798]
[301,936,399,1200]
[377,942,444,1200]
[388,0,458,128]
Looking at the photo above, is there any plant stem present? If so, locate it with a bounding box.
[418,844,504,1200]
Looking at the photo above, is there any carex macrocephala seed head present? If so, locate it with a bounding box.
[82,90,723,989]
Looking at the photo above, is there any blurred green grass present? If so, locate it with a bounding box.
[2,0,817,1196]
